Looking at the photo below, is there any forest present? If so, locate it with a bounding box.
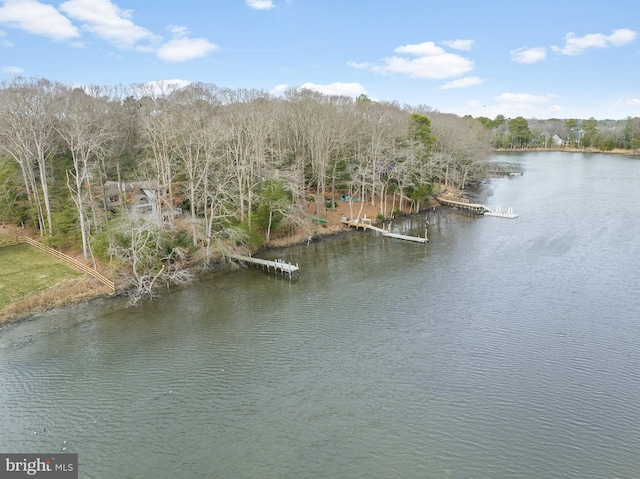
[476,114,640,151]
[2,77,637,303]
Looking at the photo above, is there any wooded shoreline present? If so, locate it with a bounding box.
[495,146,640,156]
[0,192,442,326]
[1,79,496,310]
[4,143,637,326]
[3,78,638,325]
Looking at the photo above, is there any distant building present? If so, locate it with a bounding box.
[552,134,566,146]
[103,181,180,218]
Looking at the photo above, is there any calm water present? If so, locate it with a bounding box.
[1,152,639,478]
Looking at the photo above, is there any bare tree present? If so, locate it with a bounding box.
[428,112,491,189]
[56,85,119,260]
[169,83,226,246]
[134,83,183,226]
[0,78,62,236]
[278,90,315,223]
[353,101,408,216]
[106,216,194,306]
[283,89,342,217]
[221,88,276,227]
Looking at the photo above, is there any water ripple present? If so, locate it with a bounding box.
[2,152,640,478]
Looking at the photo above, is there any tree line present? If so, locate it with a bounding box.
[475,114,640,151]
[0,78,493,303]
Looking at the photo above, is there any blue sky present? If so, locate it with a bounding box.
[1,0,639,120]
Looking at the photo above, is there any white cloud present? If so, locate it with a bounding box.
[2,65,23,73]
[367,41,474,80]
[439,76,484,90]
[269,84,288,95]
[156,36,218,62]
[142,79,192,97]
[511,47,547,64]
[608,28,638,46]
[168,25,189,36]
[346,60,373,69]
[457,92,560,119]
[60,0,158,49]
[609,98,640,116]
[0,0,79,41]
[440,39,474,51]
[0,28,12,47]
[374,54,473,80]
[246,0,275,10]
[493,92,557,117]
[0,0,217,63]
[299,82,367,98]
[394,41,445,56]
[553,28,637,56]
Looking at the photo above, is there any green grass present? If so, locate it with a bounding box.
[0,243,81,311]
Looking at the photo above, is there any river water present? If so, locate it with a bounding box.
[1,152,639,478]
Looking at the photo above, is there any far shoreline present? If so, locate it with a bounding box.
[494,146,640,157]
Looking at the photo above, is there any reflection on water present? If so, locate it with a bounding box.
[1,152,639,478]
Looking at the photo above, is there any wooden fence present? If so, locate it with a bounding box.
[0,236,20,248]
[0,236,116,294]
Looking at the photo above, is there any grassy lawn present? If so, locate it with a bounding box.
[0,243,82,311]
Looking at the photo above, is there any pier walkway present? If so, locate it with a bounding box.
[229,254,299,277]
[437,196,488,214]
[437,196,518,219]
[340,217,428,243]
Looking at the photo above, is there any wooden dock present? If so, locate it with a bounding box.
[229,254,299,277]
[340,217,428,243]
[437,196,488,214]
[437,196,518,219]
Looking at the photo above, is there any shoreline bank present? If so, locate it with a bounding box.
[495,146,640,156]
[0,194,441,327]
